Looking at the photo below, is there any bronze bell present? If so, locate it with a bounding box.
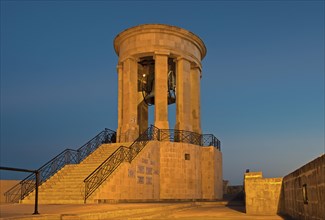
[139,57,176,106]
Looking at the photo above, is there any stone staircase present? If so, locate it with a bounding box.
[21,143,121,204]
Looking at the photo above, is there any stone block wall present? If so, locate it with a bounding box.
[201,146,223,200]
[281,154,324,220]
[90,141,160,203]
[244,154,324,218]
[91,141,222,202]
[244,172,283,215]
[160,141,202,200]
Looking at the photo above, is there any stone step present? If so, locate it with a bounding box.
[37,194,83,198]
[23,199,85,204]
[21,143,122,204]
[39,186,83,189]
[44,186,83,190]
[37,191,82,195]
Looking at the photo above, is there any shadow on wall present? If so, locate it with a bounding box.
[223,184,245,213]
[0,180,21,203]
[278,154,324,220]
[277,184,294,220]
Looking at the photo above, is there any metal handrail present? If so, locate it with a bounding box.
[83,125,159,202]
[4,128,116,203]
[159,128,221,149]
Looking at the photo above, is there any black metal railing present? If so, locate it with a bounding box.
[4,128,116,203]
[83,125,159,202]
[83,126,220,202]
[158,129,201,146]
[201,134,221,149]
[158,129,220,149]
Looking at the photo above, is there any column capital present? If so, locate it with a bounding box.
[154,50,170,58]
[190,62,202,77]
[175,56,192,62]
[116,63,123,73]
[174,56,195,67]
[190,62,200,69]
[120,56,138,63]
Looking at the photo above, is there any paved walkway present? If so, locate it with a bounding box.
[0,202,286,220]
[168,204,286,220]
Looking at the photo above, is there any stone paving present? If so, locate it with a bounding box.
[0,202,287,220]
[166,204,286,220]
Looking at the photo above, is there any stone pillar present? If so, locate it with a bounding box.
[137,91,148,135]
[190,64,201,134]
[120,57,139,142]
[117,63,123,142]
[154,52,169,130]
[175,57,192,131]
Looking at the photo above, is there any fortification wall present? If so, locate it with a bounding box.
[281,154,324,220]
[244,154,324,219]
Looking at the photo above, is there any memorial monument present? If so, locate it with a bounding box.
[6,24,222,204]
[114,24,205,142]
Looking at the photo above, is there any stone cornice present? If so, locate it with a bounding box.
[114,24,207,60]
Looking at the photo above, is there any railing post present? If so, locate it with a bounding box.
[84,183,87,204]
[65,150,69,164]
[77,150,81,163]
[20,182,23,201]
[33,171,39,215]
[157,129,161,141]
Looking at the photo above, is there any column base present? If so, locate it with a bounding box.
[154,121,169,130]
[174,122,192,132]
[118,124,139,142]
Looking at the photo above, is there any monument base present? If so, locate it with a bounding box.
[88,141,223,203]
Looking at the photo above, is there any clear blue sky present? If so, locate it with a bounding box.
[1,1,324,185]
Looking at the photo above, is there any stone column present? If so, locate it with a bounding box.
[117,63,123,142]
[190,64,201,134]
[120,57,139,142]
[175,57,192,131]
[154,52,169,130]
[137,91,148,135]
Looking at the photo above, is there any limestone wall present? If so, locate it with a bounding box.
[91,141,222,202]
[160,142,202,200]
[244,172,283,215]
[281,154,324,220]
[90,141,160,203]
[201,146,223,200]
[0,180,20,203]
[244,155,325,218]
